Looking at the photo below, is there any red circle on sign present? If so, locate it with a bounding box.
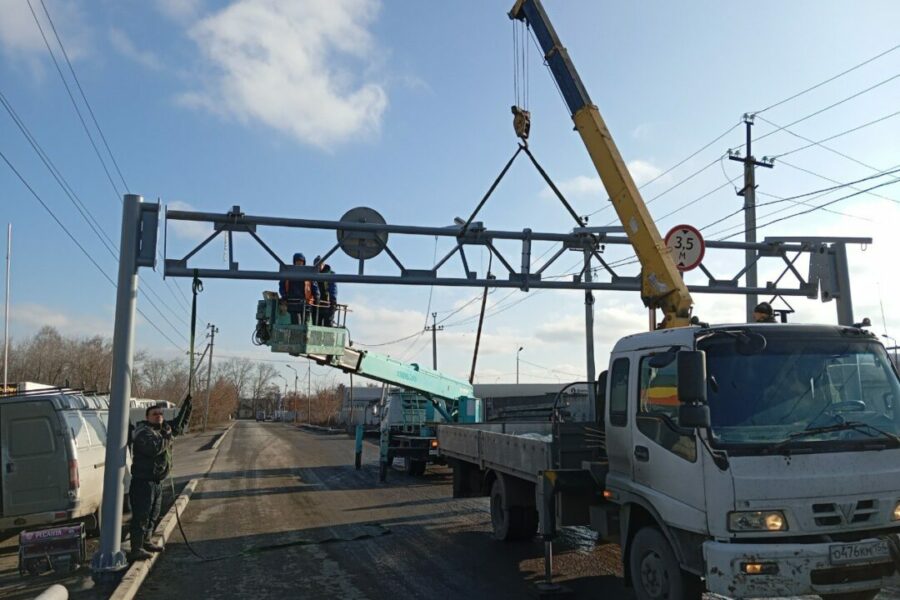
[664,224,705,272]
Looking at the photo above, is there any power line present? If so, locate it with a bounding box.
[0,147,185,352]
[25,0,121,198]
[587,121,742,218]
[27,0,194,316]
[752,43,900,115]
[0,91,191,333]
[698,167,900,233]
[770,108,900,160]
[716,177,900,241]
[778,157,899,204]
[753,73,900,146]
[37,0,128,192]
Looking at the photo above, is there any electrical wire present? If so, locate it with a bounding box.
[778,157,899,204]
[29,0,194,315]
[37,0,128,192]
[0,147,186,352]
[0,91,192,338]
[753,73,900,146]
[752,43,900,115]
[715,177,900,242]
[588,122,742,219]
[769,108,900,161]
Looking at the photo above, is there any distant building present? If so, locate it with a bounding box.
[475,383,591,422]
[338,385,385,431]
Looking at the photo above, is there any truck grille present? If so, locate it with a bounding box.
[812,500,877,527]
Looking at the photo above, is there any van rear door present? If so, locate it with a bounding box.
[0,401,69,517]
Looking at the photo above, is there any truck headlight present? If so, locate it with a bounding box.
[728,510,787,532]
[892,502,900,521]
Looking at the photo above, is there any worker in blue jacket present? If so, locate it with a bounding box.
[279,253,319,324]
[314,256,338,326]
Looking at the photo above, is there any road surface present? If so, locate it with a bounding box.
[139,421,899,599]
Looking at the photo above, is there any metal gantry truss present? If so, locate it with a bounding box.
[164,205,870,324]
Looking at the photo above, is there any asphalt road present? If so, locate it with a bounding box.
[138,421,900,600]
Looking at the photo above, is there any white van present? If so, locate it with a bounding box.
[0,390,130,534]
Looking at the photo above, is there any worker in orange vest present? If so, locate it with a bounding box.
[279,253,319,324]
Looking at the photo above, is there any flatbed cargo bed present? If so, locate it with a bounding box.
[437,421,604,484]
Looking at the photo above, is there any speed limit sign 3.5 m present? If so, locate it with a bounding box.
[664,225,705,272]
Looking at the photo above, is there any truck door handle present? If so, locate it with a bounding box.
[634,446,649,462]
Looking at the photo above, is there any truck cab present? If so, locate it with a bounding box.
[606,323,900,599]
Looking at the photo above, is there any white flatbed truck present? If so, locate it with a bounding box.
[439,323,900,600]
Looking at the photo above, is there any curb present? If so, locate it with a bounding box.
[109,478,198,600]
[210,422,235,451]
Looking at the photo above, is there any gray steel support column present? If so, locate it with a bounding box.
[583,250,597,421]
[833,243,854,326]
[92,194,142,580]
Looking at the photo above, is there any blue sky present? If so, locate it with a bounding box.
[2,0,899,388]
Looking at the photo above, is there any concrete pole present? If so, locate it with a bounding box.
[583,249,597,421]
[203,323,217,431]
[743,151,758,322]
[3,223,10,390]
[92,194,142,580]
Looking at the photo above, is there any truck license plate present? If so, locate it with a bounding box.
[829,540,890,565]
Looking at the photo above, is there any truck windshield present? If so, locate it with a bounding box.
[700,332,900,453]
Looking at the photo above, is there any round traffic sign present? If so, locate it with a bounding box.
[664,224,705,272]
[337,207,388,260]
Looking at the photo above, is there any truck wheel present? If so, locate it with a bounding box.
[406,459,426,477]
[821,592,879,600]
[629,526,700,600]
[490,477,538,541]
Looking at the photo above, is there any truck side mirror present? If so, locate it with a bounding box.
[677,350,710,429]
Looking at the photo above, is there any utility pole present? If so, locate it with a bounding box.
[307,359,312,424]
[203,323,218,431]
[3,223,10,391]
[729,114,774,321]
[425,312,443,370]
[285,363,298,421]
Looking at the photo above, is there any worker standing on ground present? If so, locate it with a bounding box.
[128,399,193,561]
[752,301,776,323]
[314,256,337,326]
[279,253,319,324]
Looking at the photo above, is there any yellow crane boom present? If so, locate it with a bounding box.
[510,0,693,328]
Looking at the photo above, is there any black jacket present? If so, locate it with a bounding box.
[130,398,192,482]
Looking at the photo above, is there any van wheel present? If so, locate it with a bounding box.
[489,477,538,541]
[629,526,701,600]
[820,592,879,600]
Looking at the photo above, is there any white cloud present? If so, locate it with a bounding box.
[628,159,663,187]
[108,28,162,71]
[540,160,664,201]
[0,0,89,66]
[167,200,214,241]
[180,0,388,149]
[11,302,112,338]
[632,122,655,140]
[155,0,203,22]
